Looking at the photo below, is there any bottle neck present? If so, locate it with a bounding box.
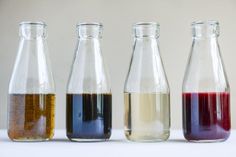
[126,35,169,93]
[133,22,160,53]
[19,23,47,57]
[10,22,54,94]
[20,22,46,40]
[192,21,219,38]
[17,23,48,65]
[191,21,220,57]
[134,22,159,38]
[68,24,110,93]
[77,37,101,50]
[134,37,160,55]
[192,36,219,56]
[75,35,102,67]
[133,36,161,76]
[77,23,102,39]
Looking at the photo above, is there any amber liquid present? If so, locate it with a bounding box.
[8,94,55,141]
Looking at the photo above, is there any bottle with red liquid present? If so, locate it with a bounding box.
[182,21,230,142]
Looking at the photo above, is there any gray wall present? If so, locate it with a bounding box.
[0,0,236,129]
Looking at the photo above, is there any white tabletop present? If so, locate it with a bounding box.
[0,130,235,157]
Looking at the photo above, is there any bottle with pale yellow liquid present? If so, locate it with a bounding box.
[124,22,170,142]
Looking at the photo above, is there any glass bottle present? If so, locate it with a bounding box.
[66,23,112,141]
[182,21,230,142]
[8,21,55,141]
[124,22,170,142]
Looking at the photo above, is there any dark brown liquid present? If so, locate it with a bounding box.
[66,94,112,140]
[8,94,55,141]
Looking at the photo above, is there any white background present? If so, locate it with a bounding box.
[0,0,236,129]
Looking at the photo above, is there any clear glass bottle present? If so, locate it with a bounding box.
[8,21,55,141]
[124,22,170,142]
[182,21,230,142]
[66,23,112,141]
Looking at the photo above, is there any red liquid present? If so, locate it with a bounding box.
[182,92,230,141]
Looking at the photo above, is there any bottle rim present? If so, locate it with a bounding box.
[134,22,160,27]
[191,20,219,26]
[133,22,160,38]
[191,20,219,37]
[19,21,46,26]
[76,22,103,27]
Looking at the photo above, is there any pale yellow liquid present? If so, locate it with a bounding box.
[124,93,170,142]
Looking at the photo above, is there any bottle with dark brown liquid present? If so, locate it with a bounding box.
[66,23,112,141]
[8,21,56,141]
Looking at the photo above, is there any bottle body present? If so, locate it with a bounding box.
[124,22,170,142]
[8,22,55,141]
[66,23,112,141]
[182,21,230,142]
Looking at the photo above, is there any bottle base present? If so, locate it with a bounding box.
[8,130,54,142]
[68,138,109,142]
[186,138,227,143]
[9,137,52,142]
[183,131,230,143]
[66,133,111,142]
[125,130,170,142]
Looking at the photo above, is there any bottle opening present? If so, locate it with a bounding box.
[20,21,46,26]
[133,22,160,38]
[192,20,219,38]
[19,21,46,39]
[77,22,103,38]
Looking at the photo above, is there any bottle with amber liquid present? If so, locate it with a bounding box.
[124,22,170,142]
[66,23,112,141]
[8,22,55,141]
[182,21,230,142]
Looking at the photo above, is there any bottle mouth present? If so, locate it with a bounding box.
[77,22,103,27]
[134,22,160,27]
[133,22,160,38]
[191,20,219,26]
[20,21,46,26]
[77,22,103,38]
[19,21,47,39]
[192,20,219,38]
